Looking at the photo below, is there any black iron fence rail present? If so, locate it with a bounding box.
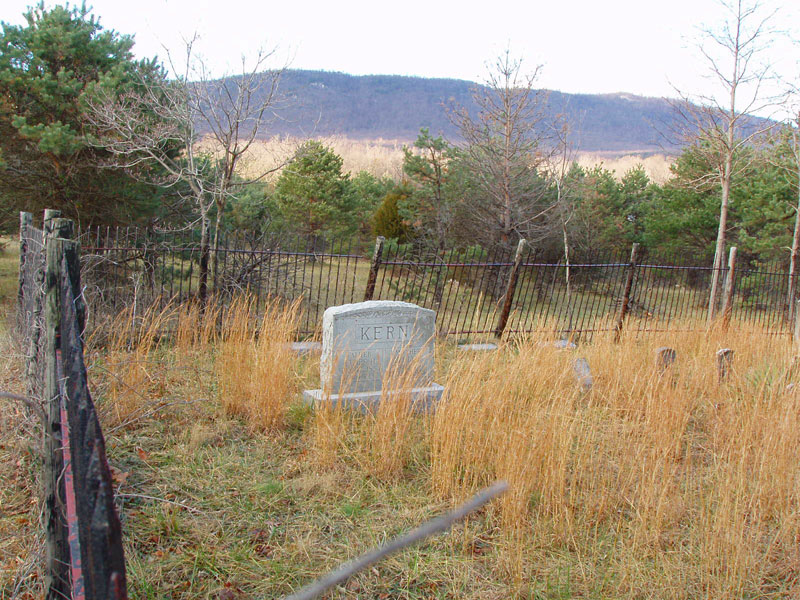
[57,223,800,339]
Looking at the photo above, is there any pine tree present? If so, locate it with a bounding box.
[0,3,169,227]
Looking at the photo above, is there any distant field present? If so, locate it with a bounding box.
[230,136,675,184]
[227,136,407,182]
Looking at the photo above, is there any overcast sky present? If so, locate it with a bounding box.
[2,0,799,108]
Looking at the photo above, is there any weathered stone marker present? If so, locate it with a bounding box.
[553,339,577,350]
[656,347,677,373]
[716,348,734,382]
[458,343,498,352]
[572,358,593,393]
[303,301,444,410]
[289,341,322,355]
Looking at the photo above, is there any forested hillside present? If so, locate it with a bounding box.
[199,70,682,154]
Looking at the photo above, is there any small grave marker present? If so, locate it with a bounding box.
[656,347,676,373]
[553,339,577,350]
[458,343,498,351]
[572,358,593,393]
[289,341,322,355]
[716,348,734,382]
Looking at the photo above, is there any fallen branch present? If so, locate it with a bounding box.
[282,480,509,600]
[116,492,205,515]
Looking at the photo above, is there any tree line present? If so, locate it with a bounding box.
[1,2,798,312]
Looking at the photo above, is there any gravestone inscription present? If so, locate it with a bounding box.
[304,301,443,410]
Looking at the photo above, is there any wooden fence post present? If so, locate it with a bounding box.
[18,212,32,315]
[721,246,737,329]
[43,217,73,600]
[794,299,800,345]
[614,242,640,342]
[494,239,528,339]
[364,236,385,302]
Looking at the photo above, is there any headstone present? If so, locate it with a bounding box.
[303,301,444,411]
[655,347,677,373]
[458,343,498,351]
[716,348,734,382]
[572,358,593,393]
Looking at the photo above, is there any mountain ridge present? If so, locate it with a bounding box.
[203,69,696,154]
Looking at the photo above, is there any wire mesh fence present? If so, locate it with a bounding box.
[70,224,797,340]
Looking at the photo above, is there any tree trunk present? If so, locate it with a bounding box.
[198,214,210,308]
[708,146,733,321]
[562,218,571,301]
[789,125,800,323]
[212,204,224,291]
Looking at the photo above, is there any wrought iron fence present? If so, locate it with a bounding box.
[71,224,796,339]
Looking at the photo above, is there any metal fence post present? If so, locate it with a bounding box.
[614,242,640,342]
[43,216,73,600]
[364,236,385,302]
[494,239,527,339]
[721,246,737,329]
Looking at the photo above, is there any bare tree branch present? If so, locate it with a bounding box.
[86,36,290,303]
[669,0,781,319]
[283,480,508,600]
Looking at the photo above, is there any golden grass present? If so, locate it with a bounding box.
[216,296,301,431]
[576,152,674,184]
[6,274,800,598]
[226,136,674,184]
[430,322,800,595]
[215,135,406,181]
[0,246,42,597]
[101,303,176,427]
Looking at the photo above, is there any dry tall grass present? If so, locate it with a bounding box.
[231,137,674,183]
[576,152,674,184]
[229,136,406,181]
[101,303,175,427]
[174,300,221,357]
[363,352,431,481]
[307,344,431,479]
[35,293,800,597]
[216,296,301,431]
[430,323,800,596]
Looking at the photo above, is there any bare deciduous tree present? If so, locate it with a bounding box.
[448,50,558,251]
[87,36,286,304]
[672,0,779,320]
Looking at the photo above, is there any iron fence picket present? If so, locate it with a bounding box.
[64,223,797,339]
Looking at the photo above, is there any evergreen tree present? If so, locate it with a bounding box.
[274,141,355,237]
[401,128,461,251]
[350,170,394,238]
[372,186,412,243]
[0,3,170,227]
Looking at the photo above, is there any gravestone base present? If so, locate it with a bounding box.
[288,341,322,355]
[302,384,444,413]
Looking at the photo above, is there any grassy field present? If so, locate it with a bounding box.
[225,136,675,185]
[3,257,800,599]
